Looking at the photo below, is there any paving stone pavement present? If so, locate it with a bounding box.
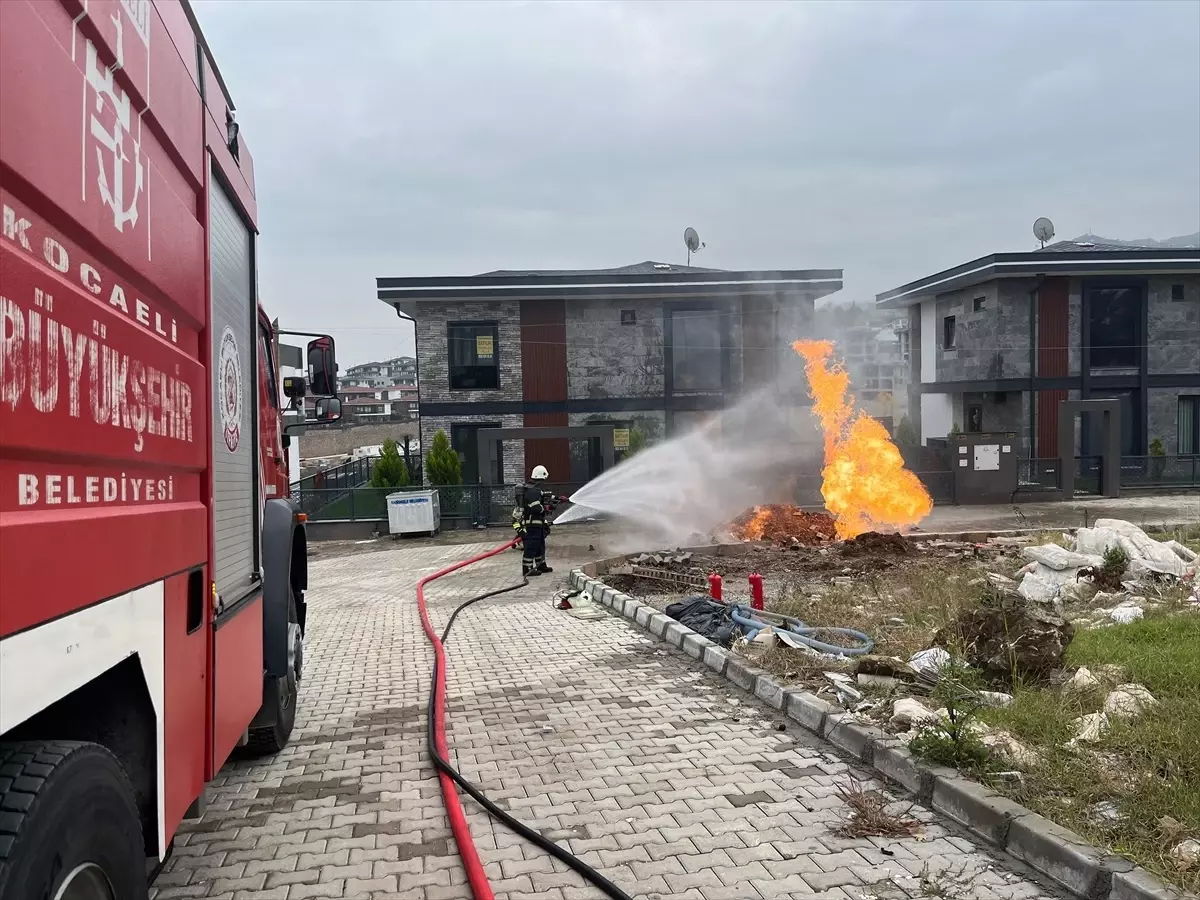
[153,540,1070,900]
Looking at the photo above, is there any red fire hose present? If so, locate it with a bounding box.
[415,540,516,900]
[415,539,635,900]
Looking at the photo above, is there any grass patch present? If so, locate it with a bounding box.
[981,613,1200,892]
[765,562,991,668]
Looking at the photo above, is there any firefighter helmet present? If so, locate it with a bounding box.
[531,465,549,480]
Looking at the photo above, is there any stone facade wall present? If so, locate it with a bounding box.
[934,280,1033,382]
[1147,276,1200,376]
[962,390,1031,454]
[565,299,664,399]
[299,422,419,460]
[419,413,526,485]
[413,293,816,482]
[1148,388,1188,455]
[1066,279,1083,376]
[415,299,523,403]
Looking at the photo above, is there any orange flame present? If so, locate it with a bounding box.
[741,507,772,541]
[792,339,933,539]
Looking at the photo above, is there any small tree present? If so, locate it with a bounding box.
[894,416,919,447]
[1149,437,1166,481]
[626,427,647,458]
[370,438,410,489]
[425,429,462,486]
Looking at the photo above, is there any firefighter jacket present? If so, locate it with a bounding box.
[516,483,555,531]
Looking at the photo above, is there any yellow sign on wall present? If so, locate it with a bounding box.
[613,428,630,450]
[475,334,494,359]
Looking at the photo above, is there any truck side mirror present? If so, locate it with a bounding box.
[307,336,338,396]
[314,396,342,424]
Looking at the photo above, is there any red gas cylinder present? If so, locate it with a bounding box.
[708,572,723,602]
[749,573,765,611]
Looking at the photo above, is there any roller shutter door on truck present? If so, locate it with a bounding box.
[209,175,259,604]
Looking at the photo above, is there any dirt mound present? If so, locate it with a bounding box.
[730,506,837,545]
[840,531,912,556]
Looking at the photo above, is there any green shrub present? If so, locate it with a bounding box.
[369,438,410,489]
[894,416,919,447]
[425,430,462,486]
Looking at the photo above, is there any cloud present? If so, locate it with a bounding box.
[193,0,1200,364]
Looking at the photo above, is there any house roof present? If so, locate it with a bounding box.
[876,245,1200,308]
[378,261,843,318]
[476,260,725,277]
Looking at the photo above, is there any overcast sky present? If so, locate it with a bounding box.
[194,0,1200,367]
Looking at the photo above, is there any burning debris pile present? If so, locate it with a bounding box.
[730,506,837,545]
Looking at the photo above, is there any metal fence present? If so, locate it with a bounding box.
[1017,458,1062,493]
[1118,455,1200,489]
[290,457,375,517]
[290,456,1200,527]
[292,484,521,528]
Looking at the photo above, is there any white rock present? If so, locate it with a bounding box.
[1019,569,1067,604]
[979,691,1014,708]
[1169,839,1200,872]
[982,731,1041,769]
[1059,581,1097,604]
[1064,667,1101,694]
[824,671,864,705]
[890,697,940,728]
[1109,605,1145,624]
[1103,683,1158,720]
[1093,590,1130,606]
[909,647,951,677]
[1070,712,1110,744]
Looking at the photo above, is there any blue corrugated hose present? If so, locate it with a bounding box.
[730,604,874,656]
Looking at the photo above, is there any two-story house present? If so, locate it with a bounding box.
[377,261,842,485]
[877,242,1200,460]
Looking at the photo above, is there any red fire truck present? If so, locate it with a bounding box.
[0,1,341,896]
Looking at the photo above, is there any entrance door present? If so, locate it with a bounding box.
[451,423,502,484]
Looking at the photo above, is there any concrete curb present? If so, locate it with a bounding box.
[568,567,1192,900]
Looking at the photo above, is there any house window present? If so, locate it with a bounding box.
[1180,396,1199,456]
[898,329,911,362]
[973,296,987,312]
[668,308,724,392]
[1172,283,1186,301]
[942,315,957,350]
[1087,285,1140,368]
[447,323,499,390]
[620,309,637,325]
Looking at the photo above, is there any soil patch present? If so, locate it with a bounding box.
[840,531,913,556]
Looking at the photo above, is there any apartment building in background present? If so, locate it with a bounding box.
[340,356,418,389]
[877,241,1200,459]
[377,261,843,485]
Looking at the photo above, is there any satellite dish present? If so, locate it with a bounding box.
[1033,217,1055,248]
[683,227,704,264]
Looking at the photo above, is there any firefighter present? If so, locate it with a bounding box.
[517,464,555,576]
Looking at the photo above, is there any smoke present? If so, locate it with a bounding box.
[556,386,824,550]
[553,300,911,551]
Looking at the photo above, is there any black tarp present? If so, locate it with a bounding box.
[664,596,737,647]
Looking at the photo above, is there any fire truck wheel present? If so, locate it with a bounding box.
[0,741,147,900]
[244,596,300,757]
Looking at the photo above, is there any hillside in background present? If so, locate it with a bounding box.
[1071,231,1200,249]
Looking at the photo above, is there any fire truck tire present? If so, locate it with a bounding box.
[0,741,147,900]
[244,596,300,757]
